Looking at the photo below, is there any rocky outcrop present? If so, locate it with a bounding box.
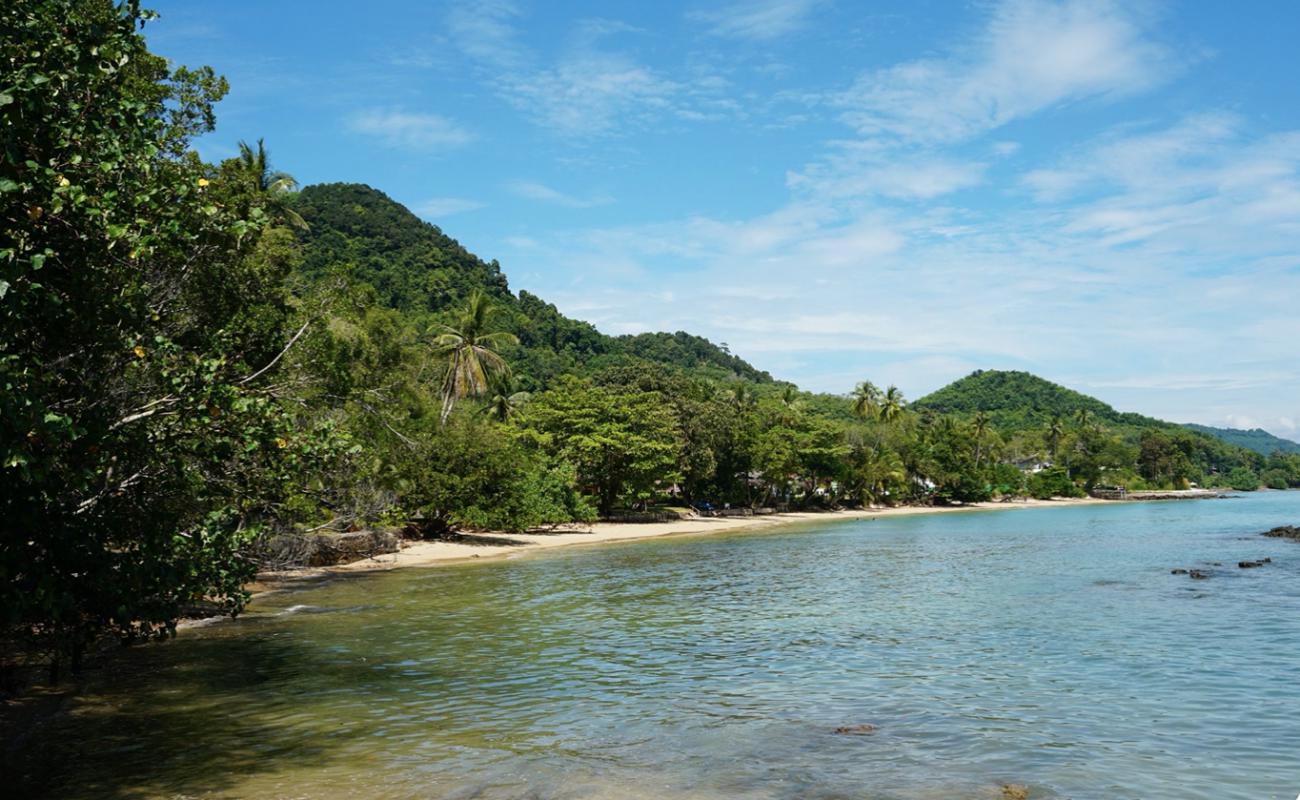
[833,723,878,735]
[1262,525,1300,540]
[259,529,402,568]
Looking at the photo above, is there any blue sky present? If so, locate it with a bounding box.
[146,1,1300,439]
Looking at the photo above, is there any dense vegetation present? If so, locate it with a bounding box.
[1183,423,1300,456]
[4,1,1298,685]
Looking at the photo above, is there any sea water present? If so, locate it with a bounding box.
[20,493,1300,799]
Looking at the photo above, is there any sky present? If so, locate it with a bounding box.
[144,0,1300,440]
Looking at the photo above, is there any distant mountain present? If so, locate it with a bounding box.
[1183,424,1300,455]
[912,370,1256,464]
[912,370,1164,428]
[294,183,772,386]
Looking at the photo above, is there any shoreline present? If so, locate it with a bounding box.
[245,497,1118,598]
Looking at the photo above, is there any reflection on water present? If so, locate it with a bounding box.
[15,494,1300,799]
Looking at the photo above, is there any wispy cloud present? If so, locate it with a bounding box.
[347,109,474,151]
[415,197,486,218]
[508,181,614,208]
[502,53,680,137]
[691,0,824,41]
[446,0,529,70]
[835,0,1176,143]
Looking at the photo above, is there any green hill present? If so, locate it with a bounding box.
[294,183,772,387]
[912,370,1168,429]
[1184,423,1300,455]
[912,370,1260,469]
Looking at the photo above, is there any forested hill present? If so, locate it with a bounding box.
[1184,424,1300,455]
[915,369,1174,427]
[294,183,772,386]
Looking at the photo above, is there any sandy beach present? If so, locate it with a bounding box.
[259,497,1119,584]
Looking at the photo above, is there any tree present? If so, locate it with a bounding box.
[482,387,531,423]
[432,290,518,424]
[971,410,992,467]
[519,377,681,515]
[879,385,906,424]
[236,137,307,230]
[851,381,882,420]
[1,0,301,681]
[1045,415,1066,460]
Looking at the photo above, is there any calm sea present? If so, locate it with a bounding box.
[20,492,1300,799]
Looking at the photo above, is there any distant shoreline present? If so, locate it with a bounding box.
[205,491,1232,626]
[245,497,1109,589]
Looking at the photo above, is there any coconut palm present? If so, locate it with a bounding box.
[878,385,906,424]
[851,381,882,420]
[971,410,991,466]
[1074,407,1092,429]
[237,138,307,230]
[1045,414,1066,460]
[727,383,756,411]
[482,388,531,423]
[432,291,519,424]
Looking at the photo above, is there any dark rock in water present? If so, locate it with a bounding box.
[1238,560,1269,569]
[1001,784,1030,800]
[1171,568,1189,575]
[1263,525,1300,540]
[833,723,878,735]
[1189,569,1211,580]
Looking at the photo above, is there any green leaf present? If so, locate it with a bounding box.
[0,92,12,106]
[0,279,8,299]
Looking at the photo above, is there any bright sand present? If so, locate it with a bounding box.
[256,497,1121,587]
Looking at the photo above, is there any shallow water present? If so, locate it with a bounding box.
[20,494,1300,799]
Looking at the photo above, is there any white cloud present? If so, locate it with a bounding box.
[415,197,486,218]
[348,109,473,151]
[691,0,823,41]
[508,181,613,208]
[446,1,528,70]
[835,0,1175,143]
[503,52,680,137]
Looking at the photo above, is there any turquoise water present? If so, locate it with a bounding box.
[20,494,1300,799]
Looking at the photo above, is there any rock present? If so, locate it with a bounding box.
[1238,560,1269,569]
[1002,784,1030,800]
[1171,568,1189,575]
[307,530,401,567]
[1189,569,1210,580]
[1263,525,1300,540]
[833,723,878,735]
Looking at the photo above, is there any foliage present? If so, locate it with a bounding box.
[1183,423,1300,456]
[1222,467,1260,492]
[517,377,681,514]
[0,0,306,679]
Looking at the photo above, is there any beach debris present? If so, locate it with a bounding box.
[1238,559,1271,569]
[1001,784,1030,800]
[833,723,878,735]
[1262,525,1300,540]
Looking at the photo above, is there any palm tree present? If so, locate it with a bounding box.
[971,410,991,466]
[727,383,755,411]
[432,291,519,424]
[1074,407,1092,429]
[237,138,307,230]
[851,381,882,420]
[878,385,906,424]
[1045,414,1066,461]
[482,388,531,423]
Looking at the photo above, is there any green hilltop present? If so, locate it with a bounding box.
[1183,423,1300,456]
[295,183,772,387]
